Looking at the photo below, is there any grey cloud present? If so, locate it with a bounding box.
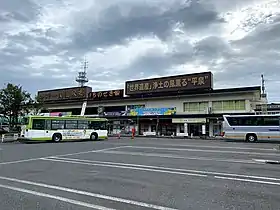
[194,36,231,60]
[1,0,280,102]
[69,0,222,50]
[0,0,40,23]
[233,18,280,50]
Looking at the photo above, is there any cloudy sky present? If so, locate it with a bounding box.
[0,0,280,101]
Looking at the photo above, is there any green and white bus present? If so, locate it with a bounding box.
[18,115,108,142]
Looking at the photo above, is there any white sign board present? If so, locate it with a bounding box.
[202,125,206,135]
[80,101,87,116]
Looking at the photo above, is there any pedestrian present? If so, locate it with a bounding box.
[131,127,136,139]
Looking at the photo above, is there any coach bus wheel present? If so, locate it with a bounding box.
[90,133,98,141]
[246,134,257,143]
[52,133,62,142]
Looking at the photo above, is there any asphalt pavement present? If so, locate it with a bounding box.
[0,137,280,210]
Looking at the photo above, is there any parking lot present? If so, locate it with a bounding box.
[0,138,280,210]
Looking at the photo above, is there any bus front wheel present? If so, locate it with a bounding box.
[246,134,257,143]
[52,133,62,142]
[90,133,98,141]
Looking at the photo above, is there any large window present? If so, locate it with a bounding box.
[32,119,45,130]
[184,102,208,112]
[212,100,246,111]
[227,116,280,126]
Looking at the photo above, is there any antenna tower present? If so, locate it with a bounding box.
[76,58,89,87]
[260,74,268,114]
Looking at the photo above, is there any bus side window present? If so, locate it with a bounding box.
[51,120,65,130]
[78,120,88,129]
[32,119,45,130]
[45,120,51,130]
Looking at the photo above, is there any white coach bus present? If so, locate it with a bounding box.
[223,115,280,142]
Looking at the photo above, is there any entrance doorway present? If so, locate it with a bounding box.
[188,123,208,136]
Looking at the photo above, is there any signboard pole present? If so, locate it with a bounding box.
[80,101,87,116]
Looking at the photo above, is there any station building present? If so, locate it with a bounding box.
[255,103,280,115]
[38,72,264,137]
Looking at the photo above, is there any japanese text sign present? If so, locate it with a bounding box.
[38,87,92,102]
[125,72,213,95]
[88,89,124,100]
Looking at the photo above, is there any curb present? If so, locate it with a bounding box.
[253,159,280,164]
[265,160,280,164]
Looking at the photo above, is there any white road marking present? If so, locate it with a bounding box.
[136,143,276,151]
[47,157,280,182]
[55,146,130,157]
[98,150,261,164]
[0,146,129,165]
[0,176,178,210]
[215,176,280,186]
[42,157,280,187]
[127,146,280,156]
[0,157,47,165]
[41,158,207,178]
[0,183,115,210]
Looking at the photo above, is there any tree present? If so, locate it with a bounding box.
[0,83,32,128]
[24,94,45,115]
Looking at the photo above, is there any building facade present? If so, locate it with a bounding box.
[255,103,280,115]
[38,72,264,137]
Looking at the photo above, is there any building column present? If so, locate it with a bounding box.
[209,120,214,137]
[148,124,152,132]
[184,123,188,136]
[176,124,180,134]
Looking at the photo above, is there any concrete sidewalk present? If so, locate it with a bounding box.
[108,134,224,140]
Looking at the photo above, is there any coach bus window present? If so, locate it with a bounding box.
[32,119,45,130]
[262,117,279,126]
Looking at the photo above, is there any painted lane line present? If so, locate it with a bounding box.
[98,150,261,164]
[0,176,178,210]
[0,183,115,210]
[134,143,276,151]
[54,146,131,158]
[0,157,47,165]
[128,146,280,156]
[41,158,208,178]
[40,158,280,187]
[42,158,280,187]
[49,157,280,182]
[0,146,129,165]
[215,176,280,186]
